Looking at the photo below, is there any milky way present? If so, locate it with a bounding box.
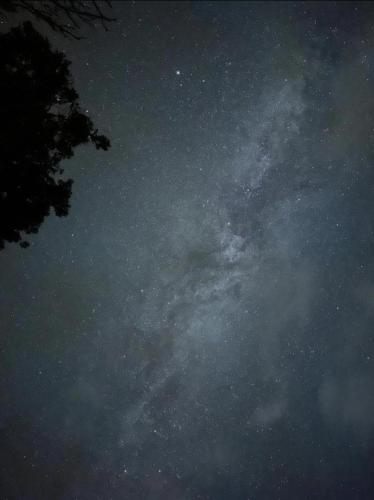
[1,2,374,499]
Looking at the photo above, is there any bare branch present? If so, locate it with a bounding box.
[0,0,116,38]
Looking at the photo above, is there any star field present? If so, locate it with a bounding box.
[1,2,374,499]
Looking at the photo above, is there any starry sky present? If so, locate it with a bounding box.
[1,1,374,498]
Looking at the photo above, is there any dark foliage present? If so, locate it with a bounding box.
[0,0,115,39]
[0,21,110,249]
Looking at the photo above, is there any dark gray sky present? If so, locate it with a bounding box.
[1,2,374,498]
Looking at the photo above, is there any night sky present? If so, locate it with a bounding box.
[2,1,374,498]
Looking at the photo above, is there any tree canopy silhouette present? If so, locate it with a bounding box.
[0,0,114,39]
[0,21,110,249]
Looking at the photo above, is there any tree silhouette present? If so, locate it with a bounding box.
[0,0,115,39]
[0,21,110,249]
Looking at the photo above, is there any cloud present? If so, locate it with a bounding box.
[253,397,288,427]
[319,374,374,439]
